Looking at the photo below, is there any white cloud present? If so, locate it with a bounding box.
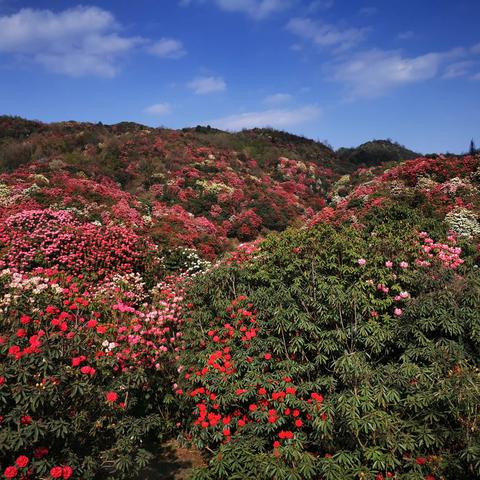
[210,105,320,130]
[472,72,480,80]
[472,43,480,55]
[148,38,186,59]
[263,93,293,105]
[180,0,293,19]
[290,43,303,51]
[0,6,144,77]
[144,102,172,115]
[330,48,464,99]
[187,76,226,94]
[443,60,475,79]
[286,17,368,52]
[397,30,415,40]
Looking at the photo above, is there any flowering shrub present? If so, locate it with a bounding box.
[445,207,480,238]
[0,209,155,279]
[178,223,480,479]
[0,268,186,479]
[1,117,479,479]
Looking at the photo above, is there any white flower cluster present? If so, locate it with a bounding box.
[0,183,10,198]
[29,174,50,185]
[0,183,12,207]
[417,175,438,191]
[445,207,480,238]
[388,180,407,196]
[179,248,211,275]
[0,269,63,312]
[441,177,473,196]
[102,339,117,352]
[22,183,41,196]
[95,272,147,305]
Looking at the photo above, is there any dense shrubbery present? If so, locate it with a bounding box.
[1,117,479,479]
[0,209,155,279]
[0,268,186,479]
[178,222,480,479]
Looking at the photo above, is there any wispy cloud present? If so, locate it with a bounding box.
[359,6,377,16]
[210,105,320,130]
[144,102,172,115]
[180,0,294,19]
[187,76,226,94]
[263,93,293,105]
[330,48,465,99]
[286,17,368,52]
[307,0,334,11]
[443,60,475,79]
[148,38,186,59]
[397,30,415,40]
[0,6,144,77]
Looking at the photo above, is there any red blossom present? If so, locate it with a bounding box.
[4,466,18,478]
[105,391,118,403]
[15,456,29,468]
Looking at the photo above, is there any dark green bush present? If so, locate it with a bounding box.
[178,223,480,480]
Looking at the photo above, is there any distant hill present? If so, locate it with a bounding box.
[0,116,343,256]
[0,115,425,256]
[337,139,419,167]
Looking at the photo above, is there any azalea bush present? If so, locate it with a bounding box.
[0,209,155,279]
[178,222,480,479]
[0,268,186,479]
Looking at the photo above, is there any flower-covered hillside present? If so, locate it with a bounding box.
[1,115,480,480]
[0,116,344,252]
[0,116,425,259]
[311,154,480,248]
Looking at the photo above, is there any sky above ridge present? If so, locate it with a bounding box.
[0,0,479,153]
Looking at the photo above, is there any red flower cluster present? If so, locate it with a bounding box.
[50,466,73,479]
[180,296,326,450]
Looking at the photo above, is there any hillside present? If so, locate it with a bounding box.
[337,139,419,168]
[1,116,479,480]
[0,116,382,259]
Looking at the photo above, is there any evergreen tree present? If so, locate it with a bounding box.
[469,139,477,154]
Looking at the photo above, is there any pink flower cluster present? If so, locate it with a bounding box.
[416,232,464,269]
[0,209,151,278]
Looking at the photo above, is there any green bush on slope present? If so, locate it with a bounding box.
[178,221,480,480]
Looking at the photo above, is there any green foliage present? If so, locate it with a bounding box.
[0,273,178,479]
[179,223,480,479]
[337,140,419,168]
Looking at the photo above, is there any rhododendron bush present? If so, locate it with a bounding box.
[178,223,480,479]
[0,268,187,479]
[1,116,479,479]
[0,209,157,280]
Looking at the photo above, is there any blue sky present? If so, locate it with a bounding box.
[0,0,479,153]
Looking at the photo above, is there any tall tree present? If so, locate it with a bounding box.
[469,139,477,154]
